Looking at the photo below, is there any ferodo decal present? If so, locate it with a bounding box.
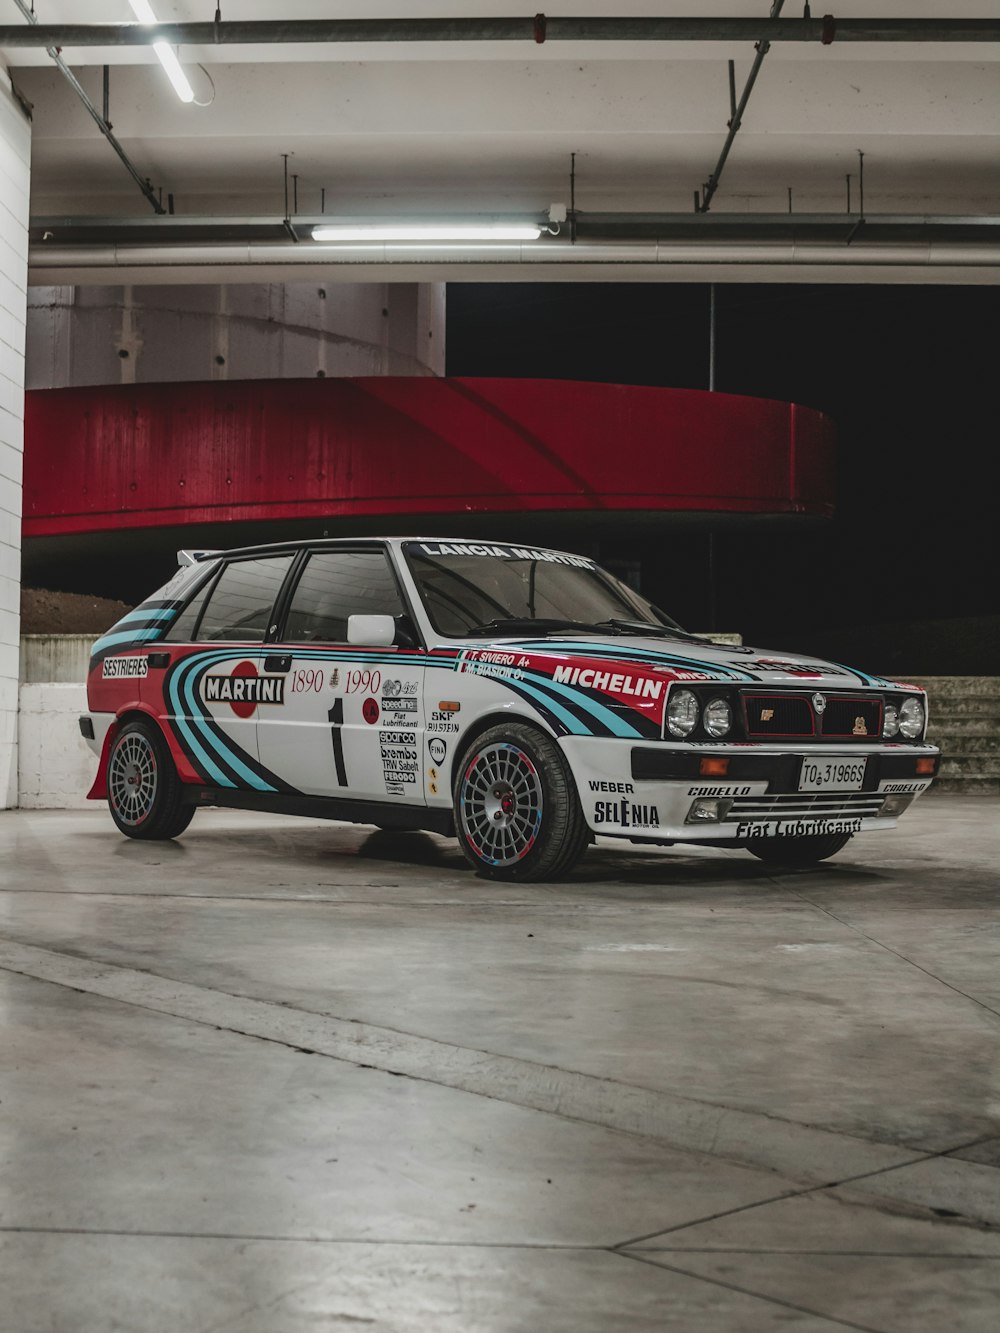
[103,655,149,679]
[202,661,285,716]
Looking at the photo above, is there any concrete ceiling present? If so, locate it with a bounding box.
[4,3,999,282]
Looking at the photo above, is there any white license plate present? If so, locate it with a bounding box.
[798,758,868,792]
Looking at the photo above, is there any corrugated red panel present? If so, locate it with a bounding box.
[22,377,835,536]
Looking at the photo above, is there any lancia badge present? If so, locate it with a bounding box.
[812,692,827,713]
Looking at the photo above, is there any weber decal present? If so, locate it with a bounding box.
[103,655,149,679]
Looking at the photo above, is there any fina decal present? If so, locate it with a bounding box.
[103,655,149,679]
[428,737,447,765]
[203,662,285,717]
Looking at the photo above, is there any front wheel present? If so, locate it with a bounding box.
[454,723,590,882]
[107,719,195,840]
[744,831,853,866]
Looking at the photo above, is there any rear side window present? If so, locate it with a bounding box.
[284,550,404,643]
[194,555,294,642]
[163,573,216,642]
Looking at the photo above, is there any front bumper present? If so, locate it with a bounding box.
[560,736,941,843]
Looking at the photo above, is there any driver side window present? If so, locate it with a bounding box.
[284,550,405,643]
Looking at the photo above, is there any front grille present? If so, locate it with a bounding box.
[821,697,883,739]
[744,694,814,737]
[723,792,886,822]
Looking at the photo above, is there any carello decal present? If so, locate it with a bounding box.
[553,665,663,700]
[203,662,285,718]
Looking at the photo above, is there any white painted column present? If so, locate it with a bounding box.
[0,71,30,808]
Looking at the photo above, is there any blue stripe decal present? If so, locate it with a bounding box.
[500,677,595,736]
[91,627,168,655]
[830,660,889,688]
[171,652,274,791]
[114,606,179,626]
[520,668,643,738]
[166,654,241,789]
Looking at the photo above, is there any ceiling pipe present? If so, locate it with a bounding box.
[29,239,1000,276]
[2,17,999,48]
[8,0,164,213]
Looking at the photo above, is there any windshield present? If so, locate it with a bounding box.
[404,541,688,638]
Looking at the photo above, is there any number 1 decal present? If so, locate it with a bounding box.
[328,699,348,786]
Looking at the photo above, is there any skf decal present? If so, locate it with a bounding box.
[203,662,285,717]
[553,665,663,700]
[593,801,660,829]
[103,655,149,679]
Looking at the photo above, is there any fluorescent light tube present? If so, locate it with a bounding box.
[311,224,542,243]
[128,0,195,104]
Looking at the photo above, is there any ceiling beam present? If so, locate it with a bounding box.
[2,17,1000,50]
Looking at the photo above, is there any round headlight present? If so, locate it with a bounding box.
[666,689,699,738]
[883,704,900,738]
[898,697,925,739]
[703,697,733,739]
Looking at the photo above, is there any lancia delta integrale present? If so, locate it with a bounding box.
[81,539,939,880]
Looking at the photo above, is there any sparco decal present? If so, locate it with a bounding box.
[203,664,285,716]
[553,666,662,699]
[103,655,149,679]
[593,801,660,829]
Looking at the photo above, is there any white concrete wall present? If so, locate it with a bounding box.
[0,70,30,808]
[26,280,446,388]
[17,682,92,810]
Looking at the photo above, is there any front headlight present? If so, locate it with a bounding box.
[898,697,925,739]
[666,689,699,738]
[703,697,733,738]
[883,704,900,738]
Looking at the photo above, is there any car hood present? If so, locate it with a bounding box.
[460,633,901,691]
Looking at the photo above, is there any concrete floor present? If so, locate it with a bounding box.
[1,796,998,1332]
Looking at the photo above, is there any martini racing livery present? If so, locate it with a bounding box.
[82,538,940,880]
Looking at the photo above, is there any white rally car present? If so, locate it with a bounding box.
[82,538,939,880]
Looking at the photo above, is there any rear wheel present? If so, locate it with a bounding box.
[744,831,853,866]
[107,719,195,840]
[454,723,590,881]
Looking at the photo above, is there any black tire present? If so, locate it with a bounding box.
[107,719,195,840]
[453,722,590,882]
[744,831,853,866]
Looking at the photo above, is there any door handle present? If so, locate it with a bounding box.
[264,654,291,673]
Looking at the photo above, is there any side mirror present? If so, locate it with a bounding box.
[347,613,396,647]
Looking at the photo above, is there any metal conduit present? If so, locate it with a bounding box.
[2,17,1000,47]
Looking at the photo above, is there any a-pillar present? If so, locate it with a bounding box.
[0,71,29,808]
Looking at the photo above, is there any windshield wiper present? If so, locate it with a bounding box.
[465,617,606,637]
[593,619,705,642]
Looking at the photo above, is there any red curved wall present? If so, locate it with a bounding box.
[23,377,835,537]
